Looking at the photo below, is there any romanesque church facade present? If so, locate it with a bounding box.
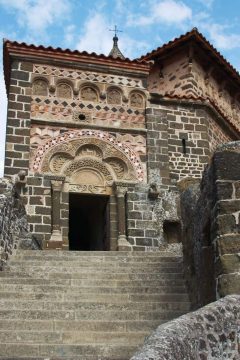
[3,28,240,251]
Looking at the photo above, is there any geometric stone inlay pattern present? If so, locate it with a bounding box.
[34,64,144,88]
[32,129,145,182]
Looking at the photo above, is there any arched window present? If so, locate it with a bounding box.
[56,83,72,99]
[81,87,98,102]
[107,88,122,105]
[32,79,48,96]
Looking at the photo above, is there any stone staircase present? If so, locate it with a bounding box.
[0,250,191,359]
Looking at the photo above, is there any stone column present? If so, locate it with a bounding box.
[115,185,131,251]
[49,180,63,248]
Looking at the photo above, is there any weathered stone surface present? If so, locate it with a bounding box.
[218,273,240,297]
[131,295,240,360]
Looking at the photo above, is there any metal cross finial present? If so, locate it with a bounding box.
[109,25,123,37]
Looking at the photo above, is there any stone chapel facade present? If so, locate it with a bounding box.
[3,28,240,251]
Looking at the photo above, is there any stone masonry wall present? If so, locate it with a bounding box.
[4,61,32,177]
[0,178,31,269]
[181,141,240,308]
[131,295,240,360]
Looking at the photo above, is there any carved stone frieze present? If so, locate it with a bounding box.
[81,87,98,101]
[57,83,72,98]
[69,183,112,195]
[32,79,48,96]
[130,93,144,108]
[107,89,121,105]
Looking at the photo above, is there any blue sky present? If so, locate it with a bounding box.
[0,0,240,173]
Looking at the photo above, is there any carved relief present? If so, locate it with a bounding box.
[32,130,145,182]
[76,144,102,158]
[81,87,98,101]
[63,159,113,185]
[130,92,144,108]
[49,153,73,173]
[105,157,126,179]
[107,88,121,105]
[32,79,48,96]
[56,83,72,98]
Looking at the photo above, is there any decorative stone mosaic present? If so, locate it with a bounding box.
[34,64,144,88]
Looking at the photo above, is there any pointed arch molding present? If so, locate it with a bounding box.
[32,129,145,182]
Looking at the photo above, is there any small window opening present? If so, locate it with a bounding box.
[182,139,187,154]
[78,114,86,121]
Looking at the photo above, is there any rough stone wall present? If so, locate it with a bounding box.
[213,142,240,298]
[0,178,31,269]
[208,114,232,152]
[131,295,240,360]
[181,141,240,308]
[127,184,180,250]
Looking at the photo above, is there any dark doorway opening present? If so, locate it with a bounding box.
[69,193,110,251]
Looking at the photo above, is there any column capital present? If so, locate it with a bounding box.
[51,180,63,192]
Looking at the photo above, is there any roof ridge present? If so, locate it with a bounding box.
[3,38,148,66]
[137,28,240,80]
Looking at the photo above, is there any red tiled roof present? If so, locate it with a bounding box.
[3,39,150,94]
[139,28,240,86]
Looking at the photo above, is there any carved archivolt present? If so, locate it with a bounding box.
[32,130,145,183]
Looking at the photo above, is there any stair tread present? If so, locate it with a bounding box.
[0,250,190,359]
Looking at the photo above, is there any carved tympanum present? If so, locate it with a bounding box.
[76,144,102,158]
[105,157,126,179]
[107,89,121,105]
[130,93,144,108]
[33,79,48,96]
[57,83,72,98]
[81,87,98,101]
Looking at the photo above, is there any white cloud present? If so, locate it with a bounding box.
[201,23,240,50]
[0,0,71,33]
[76,13,112,55]
[76,12,148,59]
[128,0,192,27]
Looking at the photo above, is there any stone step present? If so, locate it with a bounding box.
[0,277,186,288]
[6,264,183,274]
[0,309,186,321]
[14,250,180,257]
[0,270,184,281]
[0,330,149,345]
[0,343,137,358]
[0,319,166,332]
[11,255,182,265]
[0,291,190,303]
[0,283,187,294]
[0,299,190,312]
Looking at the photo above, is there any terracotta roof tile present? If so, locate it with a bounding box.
[139,28,240,85]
